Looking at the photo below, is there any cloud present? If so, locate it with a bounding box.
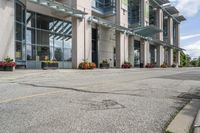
[181,34,200,40]
[182,39,200,58]
[173,0,200,17]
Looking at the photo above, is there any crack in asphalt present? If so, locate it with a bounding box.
[18,82,143,97]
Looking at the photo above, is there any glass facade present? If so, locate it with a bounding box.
[134,40,141,67]
[128,0,140,26]
[92,0,116,16]
[15,1,72,69]
[15,1,26,61]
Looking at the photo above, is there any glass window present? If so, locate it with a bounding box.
[16,3,22,22]
[36,30,52,45]
[64,38,72,61]
[27,45,36,60]
[36,14,54,30]
[37,46,50,61]
[16,23,22,41]
[26,28,35,44]
[15,42,22,60]
[26,12,35,28]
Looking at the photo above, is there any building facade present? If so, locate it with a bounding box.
[0,0,185,69]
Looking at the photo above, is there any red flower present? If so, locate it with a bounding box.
[0,62,16,67]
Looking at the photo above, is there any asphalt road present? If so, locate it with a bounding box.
[0,68,200,133]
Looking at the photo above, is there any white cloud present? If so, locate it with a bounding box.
[173,0,200,17]
[181,34,200,40]
[182,39,200,58]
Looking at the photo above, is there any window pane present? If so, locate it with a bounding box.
[16,3,22,22]
[36,30,52,45]
[36,14,54,31]
[16,42,22,60]
[37,46,50,61]
[16,23,22,41]
[54,34,63,61]
[27,45,36,60]
[64,38,72,61]
[26,28,35,44]
[26,12,35,28]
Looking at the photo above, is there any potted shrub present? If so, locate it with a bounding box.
[122,61,132,69]
[145,63,155,68]
[79,60,96,70]
[100,60,109,69]
[0,61,5,71]
[171,64,176,68]
[161,63,167,68]
[41,60,58,70]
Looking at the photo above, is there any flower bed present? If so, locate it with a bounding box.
[145,63,155,68]
[100,60,109,69]
[41,61,58,70]
[0,60,16,71]
[122,62,132,69]
[79,61,96,69]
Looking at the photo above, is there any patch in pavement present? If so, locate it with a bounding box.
[157,71,200,81]
[72,99,125,111]
[178,89,200,100]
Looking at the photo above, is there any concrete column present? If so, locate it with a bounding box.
[115,0,128,68]
[177,23,180,47]
[157,45,164,67]
[128,36,134,66]
[72,0,92,68]
[157,8,163,41]
[141,40,150,67]
[0,0,15,61]
[168,17,173,45]
[169,48,173,66]
[177,50,180,66]
[141,0,150,26]
[156,8,164,67]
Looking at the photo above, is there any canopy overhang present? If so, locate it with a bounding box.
[133,25,162,37]
[164,6,179,15]
[174,15,186,22]
[151,0,183,24]
[88,16,149,39]
[28,0,87,19]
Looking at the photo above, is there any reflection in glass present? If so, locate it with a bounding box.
[37,46,50,61]
[16,23,22,41]
[27,45,36,60]
[26,12,35,28]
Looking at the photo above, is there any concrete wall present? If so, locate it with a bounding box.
[115,0,129,68]
[98,27,115,67]
[0,0,15,61]
[72,0,92,68]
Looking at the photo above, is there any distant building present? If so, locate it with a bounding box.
[0,0,185,69]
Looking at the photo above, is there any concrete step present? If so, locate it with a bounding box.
[166,99,200,133]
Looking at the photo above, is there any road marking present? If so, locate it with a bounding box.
[0,90,66,104]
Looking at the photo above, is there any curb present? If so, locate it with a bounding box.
[194,110,200,133]
[166,99,200,133]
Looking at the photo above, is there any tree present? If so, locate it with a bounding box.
[198,56,200,67]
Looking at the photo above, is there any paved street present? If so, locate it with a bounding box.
[0,68,200,133]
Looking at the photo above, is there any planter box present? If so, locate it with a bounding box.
[0,67,4,71]
[4,66,13,71]
[100,63,109,69]
[41,62,58,70]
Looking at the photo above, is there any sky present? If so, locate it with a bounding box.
[169,0,200,58]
